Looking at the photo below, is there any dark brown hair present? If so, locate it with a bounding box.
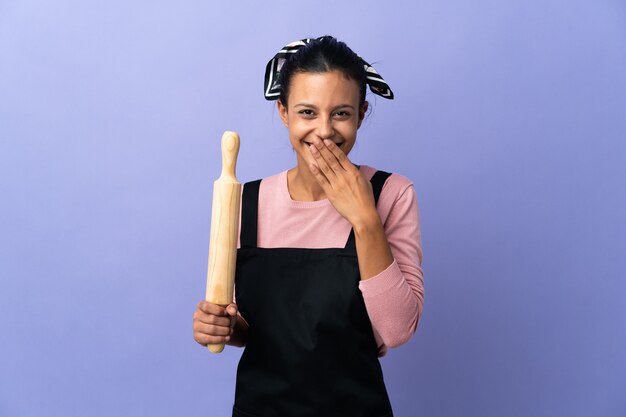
[278,36,367,107]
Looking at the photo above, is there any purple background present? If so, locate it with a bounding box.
[1,1,625,416]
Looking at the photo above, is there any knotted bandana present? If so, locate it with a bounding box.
[264,37,395,101]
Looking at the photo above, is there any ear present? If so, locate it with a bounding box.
[357,101,369,129]
[277,100,289,128]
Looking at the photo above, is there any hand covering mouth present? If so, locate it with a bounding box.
[304,140,345,147]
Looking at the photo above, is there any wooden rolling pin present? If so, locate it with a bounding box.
[205,131,241,353]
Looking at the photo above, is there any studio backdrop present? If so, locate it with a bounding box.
[1,1,625,416]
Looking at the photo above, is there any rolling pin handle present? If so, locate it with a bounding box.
[220,131,240,182]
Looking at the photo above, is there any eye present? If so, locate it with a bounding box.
[298,109,315,117]
[334,111,351,118]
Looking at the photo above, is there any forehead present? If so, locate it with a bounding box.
[288,71,360,105]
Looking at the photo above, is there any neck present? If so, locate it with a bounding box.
[287,165,326,201]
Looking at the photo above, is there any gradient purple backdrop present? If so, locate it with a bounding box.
[1,1,625,416]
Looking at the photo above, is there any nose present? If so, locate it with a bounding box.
[316,117,334,140]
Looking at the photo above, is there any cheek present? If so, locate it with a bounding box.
[338,121,359,138]
[288,119,312,137]
[287,123,308,145]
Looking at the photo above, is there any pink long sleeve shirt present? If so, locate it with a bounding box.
[237,165,424,356]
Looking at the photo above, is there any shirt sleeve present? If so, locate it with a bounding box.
[358,182,424,356]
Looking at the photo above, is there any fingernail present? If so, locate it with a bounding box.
[323,139,333,145]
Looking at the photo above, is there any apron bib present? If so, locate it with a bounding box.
[233,170,393,417]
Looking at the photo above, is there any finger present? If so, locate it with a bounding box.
[194,321,232,337]
[226,304,238,317]
[308,162,331,188]
[197,300,226,316]
[226,304,240,329]
[309,143,337,182]
[316,139,345,172]
[193,310,232,327]
[195,333,231,346]
[322,139,353,171]
[310,140,340,174]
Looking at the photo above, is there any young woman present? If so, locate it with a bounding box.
[193,36,424,417]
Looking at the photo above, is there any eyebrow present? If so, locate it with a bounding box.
[294,103,356,110]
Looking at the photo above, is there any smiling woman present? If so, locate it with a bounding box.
[192,36,424,417]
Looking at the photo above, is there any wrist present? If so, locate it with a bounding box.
[351,208,382,235]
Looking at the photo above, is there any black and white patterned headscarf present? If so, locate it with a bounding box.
[264,37,395,101]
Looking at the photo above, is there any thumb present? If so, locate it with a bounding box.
[226,304,238,330]
[226,303,238,317]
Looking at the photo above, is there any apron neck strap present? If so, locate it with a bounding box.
[344,170,392,251]
[240,179,262,248]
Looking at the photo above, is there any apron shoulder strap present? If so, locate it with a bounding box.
[240,179,262,248]
[344,170,392,250]
[370,170,393,205]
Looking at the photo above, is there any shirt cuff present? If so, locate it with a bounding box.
[358,259,402,297]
